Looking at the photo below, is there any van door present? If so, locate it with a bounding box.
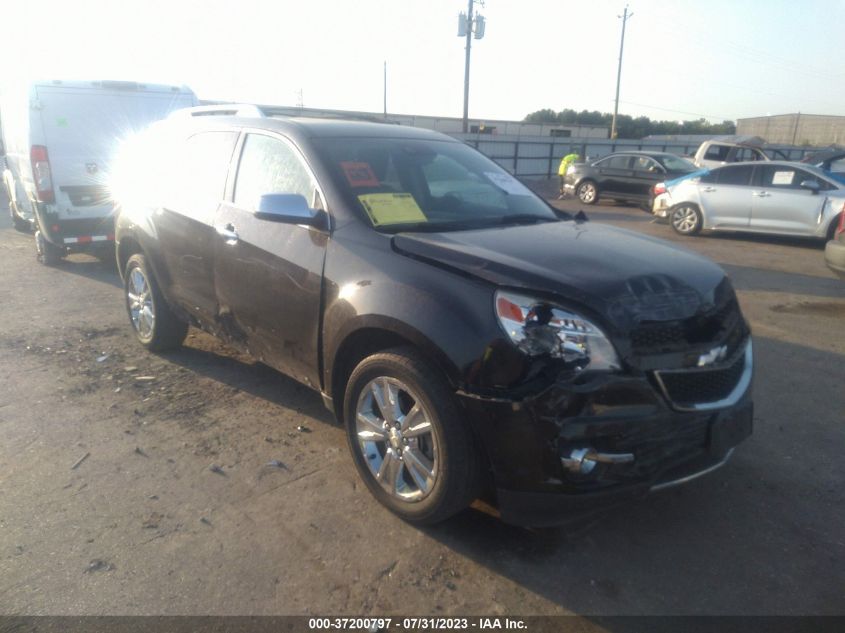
[35,84,195,236]
[155,130,238,326]
[212,132,327,389]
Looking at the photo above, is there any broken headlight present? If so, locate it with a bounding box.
[495,290,620,370]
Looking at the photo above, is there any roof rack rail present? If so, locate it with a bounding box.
[169,104,266,118]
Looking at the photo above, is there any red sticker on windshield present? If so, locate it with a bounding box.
[341,162,380,187]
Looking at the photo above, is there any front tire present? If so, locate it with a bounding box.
[124,253,187,351]
[576,180,598,205]
[671,203,703,235]
[343,347,482,525]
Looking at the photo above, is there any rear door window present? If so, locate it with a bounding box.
[605,155,633,169]
[714,165,754,186]
[234,133,318,211]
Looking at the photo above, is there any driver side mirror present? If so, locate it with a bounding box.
[800,179,821,194]
[255,193,328,229]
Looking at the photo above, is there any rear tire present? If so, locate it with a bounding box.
[343,347,482,525]
[576,180,598,205]
[670,204,703,236]
[35,230,63,266]
[124,253,188,351]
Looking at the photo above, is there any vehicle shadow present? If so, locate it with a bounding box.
[52,254,123,289]
[159,341,337,427]
[153,331,844,617]
[695,230,828,250]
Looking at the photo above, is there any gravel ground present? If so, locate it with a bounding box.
[0,188,843,619]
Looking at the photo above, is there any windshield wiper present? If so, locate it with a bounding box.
[495,214,559,226]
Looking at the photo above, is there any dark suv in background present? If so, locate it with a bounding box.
[564,151,698,207]
[113,107,753,526]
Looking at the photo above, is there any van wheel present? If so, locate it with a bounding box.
[124,253,188,351]
[671,204,703,235]
[343,347,482,525]
[576,180,598,205]
[35,230,63,266]
[10,201,31,233]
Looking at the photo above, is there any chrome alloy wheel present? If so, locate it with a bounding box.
[672,205,699,233]
[127,267,155,339]
[578,182,597,203]
[355,377,440,502]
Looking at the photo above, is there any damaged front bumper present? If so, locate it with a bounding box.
[457,340,753,526]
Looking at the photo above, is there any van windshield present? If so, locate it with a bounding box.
[313,137,560,232]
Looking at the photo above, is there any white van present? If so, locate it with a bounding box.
[693,135,789,170]
[1,79,196,264]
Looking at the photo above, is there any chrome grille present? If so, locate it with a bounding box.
[654,339,752,411]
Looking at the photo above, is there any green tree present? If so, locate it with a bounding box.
[523,108,737,139]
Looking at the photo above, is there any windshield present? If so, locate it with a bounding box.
[820,169,845,187]
[313,137,560,232]
[659,155,698,172]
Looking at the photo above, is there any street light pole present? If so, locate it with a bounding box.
[462,0,474,133]
[610,5,633,140]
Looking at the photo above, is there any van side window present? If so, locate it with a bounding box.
[735,148,762,162]
[704,144,730,161]
[172,131,238,221]
[234,134,317,211]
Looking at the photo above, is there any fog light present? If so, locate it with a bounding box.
[561,447,635,474]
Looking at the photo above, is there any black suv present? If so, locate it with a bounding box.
[114,108,753,526]
[564,151,698,207]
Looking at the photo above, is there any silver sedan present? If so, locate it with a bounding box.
[661,161,844,240]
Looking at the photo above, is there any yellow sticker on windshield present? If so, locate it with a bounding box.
[357,193,427,226]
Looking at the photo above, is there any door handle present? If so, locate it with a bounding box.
[752,191,770,197]
[215,223,239,245]
[702,186,716,192]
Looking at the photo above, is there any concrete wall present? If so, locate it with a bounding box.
[737,114,845,146]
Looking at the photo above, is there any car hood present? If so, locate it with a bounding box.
[392,220,729,333]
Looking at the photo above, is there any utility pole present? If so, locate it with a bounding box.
[458,1,486,133]
[610,5,633,140]
[462,0,474,133]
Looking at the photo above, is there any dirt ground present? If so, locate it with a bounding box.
[0,188,843,619]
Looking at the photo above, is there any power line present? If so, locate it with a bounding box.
[615,100,732,121]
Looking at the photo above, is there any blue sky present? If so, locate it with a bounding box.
[3,0,843,123]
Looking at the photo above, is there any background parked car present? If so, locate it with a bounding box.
[563,151,698,207]
[800,145,845,176]
[693,136,789,169]
[659,161,844,239]
[824,206,845,278]
[1,79,196,264]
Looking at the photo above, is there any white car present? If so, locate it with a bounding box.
[1,79,196,264]
[656,161,845,240]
